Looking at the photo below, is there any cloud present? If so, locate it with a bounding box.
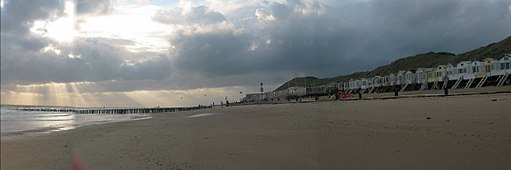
[2,0,511,95]
[121,55,172,81]
[76,0,112,16]
[0,0,64,33]
[1,38,119,84]
[153,5,225,25]
[1,36,174,85]
[353,0,511,54]
[159,0,511,80]
[1,1,173,87]
[156,0,368,78]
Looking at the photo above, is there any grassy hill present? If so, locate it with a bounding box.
[274,36,511,91]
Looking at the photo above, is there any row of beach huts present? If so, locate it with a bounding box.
[245,54,511,102]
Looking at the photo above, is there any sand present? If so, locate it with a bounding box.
[2,93,511,169]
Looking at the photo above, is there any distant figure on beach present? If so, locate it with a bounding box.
[220,101,223,108]
[444,85,449,96]
[226,100,229,107]
[337,81,341,100]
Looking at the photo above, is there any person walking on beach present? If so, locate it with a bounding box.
[394,85,399,96]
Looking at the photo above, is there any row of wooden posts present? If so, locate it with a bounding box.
[18,106,211,114]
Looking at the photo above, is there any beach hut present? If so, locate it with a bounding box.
[471,60,485,78]
[350,80,355,90]
[404,70,417,84]
[367,77,374,89]
[366,76,381,93]
[371,76,383,86]
[416,68,433,84]
[348,79,357,90]
[382,75,390,86]
[434,64,451,88]
[456,61,474,80]
[447,64,458,81]
[342,82,349,91]
[375,75,390,87]
[397,70,407,85]
[351,79,360,90]
[359,78,369,90]
[388,73,397,86]
[457,60,484,88]
[435,64,450,82]
[483,58,500,76]
[427,70,437,83]
[496,55,511,86]
[496,55,511,75]
[354,79,361,90]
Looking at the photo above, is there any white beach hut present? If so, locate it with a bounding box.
[352,80,361,90]
[359,78,369,89]
[349,79,357,90]
[416,68,433,84]
[456,61,473,80]
[496,55,511,75]
[447,64,458,81]
[397,70,407,85]
[435,64,450,82]
[404,70,417,84]
[388,73,397,86]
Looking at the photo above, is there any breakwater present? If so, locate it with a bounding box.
[17,106,210,114]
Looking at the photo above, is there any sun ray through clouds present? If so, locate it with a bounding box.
[30,0,77,43]
[4,82,104,107]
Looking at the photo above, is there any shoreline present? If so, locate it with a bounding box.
[0,113,152,141]
[2,93,511,169]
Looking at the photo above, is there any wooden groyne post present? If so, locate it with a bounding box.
[18,106,211,114]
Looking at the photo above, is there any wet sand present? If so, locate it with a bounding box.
[2,93,511,169]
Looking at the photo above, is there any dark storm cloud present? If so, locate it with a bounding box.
[121,55,173,81]
[354,0,511,55]
[159,0,347,78]
[158,0,381,77]
[156,0,511,80]
[1,37,174,85]
[0,0,64,33]
[2,0,511,92]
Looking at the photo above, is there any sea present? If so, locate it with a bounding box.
[1,105,150,140]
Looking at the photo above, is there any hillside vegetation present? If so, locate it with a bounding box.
[275,36,511,91]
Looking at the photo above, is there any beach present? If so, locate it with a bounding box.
[2,93,511,169]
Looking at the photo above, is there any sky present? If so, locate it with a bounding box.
[1,0,511,107]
